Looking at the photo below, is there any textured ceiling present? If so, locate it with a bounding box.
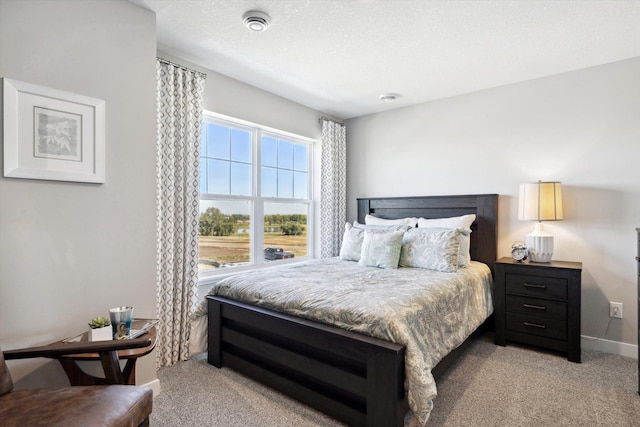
[130,0,640,119]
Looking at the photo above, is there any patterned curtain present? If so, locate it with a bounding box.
[155,59,206,367]
[320,118,347,258]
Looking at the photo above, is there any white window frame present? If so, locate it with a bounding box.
[198,111,316,284]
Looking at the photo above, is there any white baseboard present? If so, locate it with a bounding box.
[581,335,638,359]
[140,378,161,397]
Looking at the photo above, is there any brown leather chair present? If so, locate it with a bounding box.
[1,338,153,427]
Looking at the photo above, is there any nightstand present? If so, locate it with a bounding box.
[494,257,582,362]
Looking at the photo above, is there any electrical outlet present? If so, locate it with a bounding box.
[609,302,623,319]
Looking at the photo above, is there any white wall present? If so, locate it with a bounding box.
[0,0,158,387]
[346,57,640,347]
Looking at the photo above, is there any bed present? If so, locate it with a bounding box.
[199,194,498,426]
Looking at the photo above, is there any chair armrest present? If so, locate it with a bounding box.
[3,338,152,385]
[3,338,151,360]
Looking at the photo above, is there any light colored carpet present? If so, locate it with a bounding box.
[429,336,639,426]
[151,352,342,427]
[152,334,640,426]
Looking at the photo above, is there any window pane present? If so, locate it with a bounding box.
[278,169,293,198]
[293,171,307,199]
[231,129,251,163]
[199,200,251,271]
[262,136,277,167]
[230,162,251,196]
[200,157,207,193]
[201,123,207,157]
[264,202,307,262]
[208,123,230,160]
[293,144,307,172]
[208,159,229,194]
[278,140,293,169]
[261,166,277,197]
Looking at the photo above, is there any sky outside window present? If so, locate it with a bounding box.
[262,136,277,167]
[202,123,252,195]
[261,136,308,199]
[293,144,307,171]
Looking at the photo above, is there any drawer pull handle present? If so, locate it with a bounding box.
[523,283,546,289]
[523,322,546,329]
[523,304,546,310]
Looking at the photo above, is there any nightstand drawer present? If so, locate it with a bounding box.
[506,273,567,300]
[506,295,566,320]
[506,313,567,340]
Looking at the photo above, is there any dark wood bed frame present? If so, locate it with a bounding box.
[208,194,498,426]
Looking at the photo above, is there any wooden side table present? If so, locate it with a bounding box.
[494,257,582,362]
[53,318,157,385]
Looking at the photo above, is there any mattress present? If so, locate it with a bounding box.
[191,257,493,425]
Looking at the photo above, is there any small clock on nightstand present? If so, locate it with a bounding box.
[511,241,528,262]
[494,257,582,363]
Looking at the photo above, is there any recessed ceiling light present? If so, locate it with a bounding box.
[243,11,271,32]
[379,93,398,102]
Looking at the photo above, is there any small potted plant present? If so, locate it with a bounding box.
[88,316,112,341]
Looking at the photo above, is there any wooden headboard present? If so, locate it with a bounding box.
[357,194,498,275]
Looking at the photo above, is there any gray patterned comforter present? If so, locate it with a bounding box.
[192,257,493,426]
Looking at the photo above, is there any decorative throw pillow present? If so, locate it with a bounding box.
[339,223,365,261]
[407,227,471,268]
[399,228,463,273]
[358,230,405,269]
[364,214,418,228]
[418,214,476,267]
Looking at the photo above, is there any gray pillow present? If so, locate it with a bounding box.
[418,215,475,266]
[399,228,464,272]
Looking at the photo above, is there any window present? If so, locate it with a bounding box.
[198,112,314,279]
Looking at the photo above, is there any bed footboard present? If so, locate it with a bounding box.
[207,296,407,427]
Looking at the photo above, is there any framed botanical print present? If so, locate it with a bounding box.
[3,78,105,183]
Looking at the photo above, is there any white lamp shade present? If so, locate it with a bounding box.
[518,182,563,221]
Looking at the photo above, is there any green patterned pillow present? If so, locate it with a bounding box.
[339,223,365,261]
[399,228,463,272]
[358,230,405,269]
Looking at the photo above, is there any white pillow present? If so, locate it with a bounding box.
[358,230,405,269]
[417,214,475,229]
[339,223,365,261]
[417,214,476,267]
[399,228,463,272]
[365,214,418,228]
[353,221,412,232]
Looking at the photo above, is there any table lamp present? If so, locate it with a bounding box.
[518,181,563,262]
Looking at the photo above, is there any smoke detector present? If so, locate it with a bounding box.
[243,11,271,32]
[379,93,399,102]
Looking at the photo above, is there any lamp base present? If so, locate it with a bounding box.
[526,223,554,263]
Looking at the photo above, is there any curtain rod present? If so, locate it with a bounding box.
[157,57,207,79]
[319,116,345,125]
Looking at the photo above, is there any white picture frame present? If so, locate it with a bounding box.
[3,78,105,183]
